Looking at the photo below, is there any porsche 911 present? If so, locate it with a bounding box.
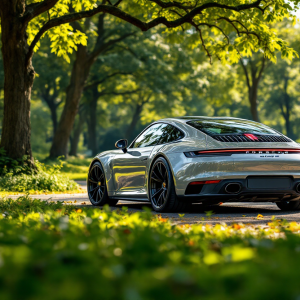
[87,117,300,212]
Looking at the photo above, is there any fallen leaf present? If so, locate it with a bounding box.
[158,216,168,223]
[257,214,264,220]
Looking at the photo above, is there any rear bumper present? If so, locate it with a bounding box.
[178,177,300,203]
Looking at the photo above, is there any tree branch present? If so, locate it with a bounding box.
[84,72,132,90]
[240,59,251,89]
[26,0,263,66]
[101,89,139,96]
[257,56,266,81]
[23,0,59,24]
[89,32,135,61]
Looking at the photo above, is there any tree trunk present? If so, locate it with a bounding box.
[50,103,58,137]
[249,84,259,122]
[49,45,93,158]
[86,88,99,156]
[283,78,292,138]
[43,97,59,137]
[125,103,144,141]
[0,2,35,167]
[69,111,84,157]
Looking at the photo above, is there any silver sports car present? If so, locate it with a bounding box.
[87,117,300,212]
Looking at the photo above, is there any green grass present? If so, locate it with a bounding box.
[0,196,300,299]
[0,157,90,193]
[45,157,90,181]
[0,171,80,193]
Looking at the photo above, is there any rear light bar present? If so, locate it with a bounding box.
[184,149,300,157]
[243,133,259,141]
[189,180,221,185]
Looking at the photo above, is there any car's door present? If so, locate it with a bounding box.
[112,123,168,198]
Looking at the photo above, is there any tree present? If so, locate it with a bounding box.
[262,22,300,138]
[0,0,297,167]
[49,14,135,158]
[239,55,269,121]
[33,42,70,137]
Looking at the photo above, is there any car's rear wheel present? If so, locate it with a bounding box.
[87,161,118,206]
[276,200,300,211]
[149,157,190,212]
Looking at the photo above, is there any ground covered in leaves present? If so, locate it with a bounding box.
[0,197,300,300]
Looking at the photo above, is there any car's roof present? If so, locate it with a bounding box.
[159,116,252,124]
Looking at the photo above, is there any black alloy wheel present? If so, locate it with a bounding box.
[149,157,190,212]
[150,160,170,210]
[87,161,118,206]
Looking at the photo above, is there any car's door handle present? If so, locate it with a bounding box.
[141,158,148,161]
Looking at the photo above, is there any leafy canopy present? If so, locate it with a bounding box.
[21,0,299,64]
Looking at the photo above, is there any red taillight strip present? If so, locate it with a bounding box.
[197,148,300,154]
[189,180,221,185]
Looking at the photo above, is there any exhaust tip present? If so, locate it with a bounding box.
[296,183,300,193]
[225,183,242,194]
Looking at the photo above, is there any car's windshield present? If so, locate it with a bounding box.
[187,119,278,135]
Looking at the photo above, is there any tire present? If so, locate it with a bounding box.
[276,200,300,211]
[149,157,190,212]
[87,161,118,206]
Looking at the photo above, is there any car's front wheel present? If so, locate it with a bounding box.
[87,161,118,206]
[149,157,190,212]
[276,200,300,211]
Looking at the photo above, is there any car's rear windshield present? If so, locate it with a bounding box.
[187,119,278,135]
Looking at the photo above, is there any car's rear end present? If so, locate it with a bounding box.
[168,118,300,209]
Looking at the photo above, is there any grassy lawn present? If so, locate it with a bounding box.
[0,196,300,299]
[46,157,90,181]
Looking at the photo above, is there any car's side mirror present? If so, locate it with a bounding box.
[115,139,128,153]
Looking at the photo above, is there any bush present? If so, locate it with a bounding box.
[0,196,300,300]
[0,147,34,176]
[0,155,80,192]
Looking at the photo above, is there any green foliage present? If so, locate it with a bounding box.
[25,0,299,64]
[0,147,34,176]
[0,155,79,192]
[1,197,300,299]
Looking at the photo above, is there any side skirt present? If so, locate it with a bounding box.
[110,196,150,202]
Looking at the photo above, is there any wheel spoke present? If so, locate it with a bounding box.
[157,163,164,180]
[151,170,163,183]
[96,167,100,180]
[90,186,98,193]
[91,186,99,199]
[89,179,98,184]
[163,168,168,180]
[152,187,163,199]
[91,167,98,181]
[157,191,164,206]
[96,188,100,202]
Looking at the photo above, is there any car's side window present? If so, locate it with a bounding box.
[158,125,184,145]
[132,123,168,148]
